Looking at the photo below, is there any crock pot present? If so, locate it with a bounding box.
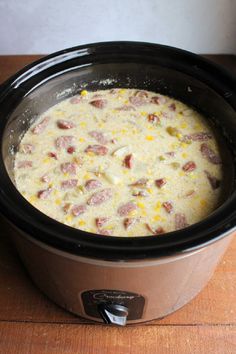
[0,42,235,326]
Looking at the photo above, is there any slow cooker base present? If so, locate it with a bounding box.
[9,223,234,325]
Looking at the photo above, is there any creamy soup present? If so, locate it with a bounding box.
[14,89,223,236]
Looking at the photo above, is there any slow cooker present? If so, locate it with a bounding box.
[0,42,235,326]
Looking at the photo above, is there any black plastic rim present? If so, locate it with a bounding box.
[0,41,236,261]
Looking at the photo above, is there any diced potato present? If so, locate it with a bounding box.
[113,146,129,157]
[103,171,121,185]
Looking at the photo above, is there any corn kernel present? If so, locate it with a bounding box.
[180,142,190,148]
[153,214,161,221]
[65,215,73,222]
[79,137,85,142]
[47,131,54,137]
[182,152,188,158]
[119,89,126,94]
[171,143,179,149]
[141,210,147,217]
[141,111,147,116]
[147,188,153,194]
[189,174,197,180]
[43,157,51,164]
[179,171,185,177]
[166,126,179,137]
[145,135,154,141]
[80,122,87,128]
[54,111,65,117]
[29,195,37,203]
[171,162,180,169]
[55,198,62,205]
[129,209,138,217]
[78,220,86,226]
[154,201,161,212]
[180,122,187,129]
[80,90,88,96]
[176,133,183,139]
[137,201,145,209]
[83,173,91,180]
[87,151,95,156]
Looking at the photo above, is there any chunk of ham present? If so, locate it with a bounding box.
[129,178,148,188]
[97,228,113,236]
[117,202,137,217]
[85,179,102,190]
[132,190,148,197]
[55,136,75,149]
[148,114,160,124]
[67,146,76,154]
[37,187,52,200]
[71,204,87,217]
[129,96,147,106]
[87,188,113,206]
[150,96,167,105]
[95,217,110,228]
[41,173,51,183]
[168,103,176,111]
[61,179,78,190]
[60,162,77,175]
[57,120,75,129]
[162,201,174,214]
[134,90,148,98]
[90,99,107,109]
[175,213,189,230]
[32,116,50,134]
[123,154,133,169]
[155,178,167,188]
[88,131,109,145]
[20,144,35,154]
[200,144,221,164]
[182,161,197,172]
[124,217,139,230]
[146,224,165,235]
[204,170,221,190]
[183,132,212,142]
[84,144,108,156]
[48,152,58,160]
[17,160,32,168]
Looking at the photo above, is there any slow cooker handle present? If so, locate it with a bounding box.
[97,303,129,326]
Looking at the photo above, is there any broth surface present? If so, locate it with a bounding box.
[14,89,223,236]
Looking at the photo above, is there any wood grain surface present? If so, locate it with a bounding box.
[0,54,235,354]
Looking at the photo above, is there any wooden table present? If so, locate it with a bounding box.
[0,55,235,354]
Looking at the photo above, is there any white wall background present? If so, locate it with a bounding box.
[0,0,235,54]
